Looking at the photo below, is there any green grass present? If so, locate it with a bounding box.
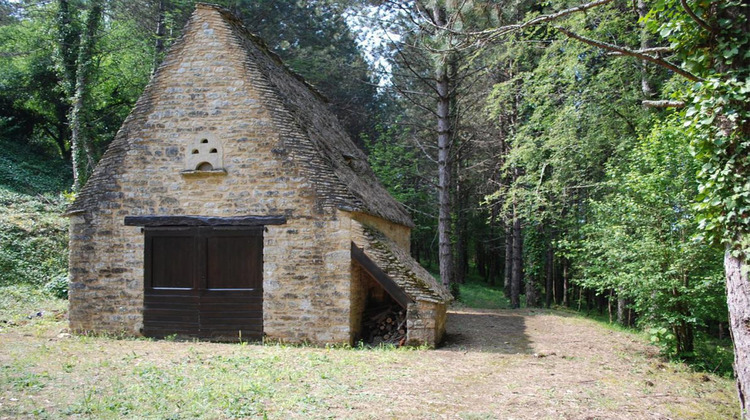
[455,276,511,310]
[0,285,738,419]
[0,295,427,419]
[0,284,67,324]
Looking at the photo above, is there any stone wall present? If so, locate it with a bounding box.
[68,213,144,333]
[351,212,411,252]
[68,7,353,343]
[405,301,447,348]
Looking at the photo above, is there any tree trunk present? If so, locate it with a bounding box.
[510,202,522,309]
[152,0,167,74]
[637,0,654,98]
[55,0,79,163]
[617,287,633,327]
[455,158,469,284]
[525,271,537,308]
[545,245,553,308]
[726,250,750,417]
[56,0,79,97]
[562,258,569,307]
[504,224,512,298]
[525,226,540,308]
[476,238,486,280]
[69,0,103,191]
[432,5,454,289]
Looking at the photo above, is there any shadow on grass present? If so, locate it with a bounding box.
[441,310,532,354]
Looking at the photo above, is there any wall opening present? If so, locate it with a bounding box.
[355,263,407,346]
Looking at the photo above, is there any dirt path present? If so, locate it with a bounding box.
[364,307,737,419]
[0,307,738,419]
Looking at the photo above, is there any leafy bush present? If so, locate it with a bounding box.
[44,274,69,299]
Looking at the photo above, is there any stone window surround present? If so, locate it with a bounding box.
[182,133,227,176]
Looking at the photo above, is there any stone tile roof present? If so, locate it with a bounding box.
[67,3,413,228]
[360,226,453,304]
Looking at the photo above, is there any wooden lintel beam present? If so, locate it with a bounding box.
[124,215,287,227]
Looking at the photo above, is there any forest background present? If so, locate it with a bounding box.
[0,0,747,411]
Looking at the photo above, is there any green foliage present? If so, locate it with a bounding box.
[646,0,750,255]
[0,2,68,154]
[577,119,725,358]
[44,274,69,299]
[365,121,438,261]
[0,140,69,287]
[689,76,750,253]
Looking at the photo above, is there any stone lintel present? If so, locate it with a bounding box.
[180,169,228,177]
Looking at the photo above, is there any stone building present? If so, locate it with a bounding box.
[65,3,451,346]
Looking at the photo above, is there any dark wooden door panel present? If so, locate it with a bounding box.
[143,226,263,341]
[206,230,262,290]
[150,236,196,288]
[143,293,199,337]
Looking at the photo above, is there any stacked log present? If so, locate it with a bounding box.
[362,304,406,346]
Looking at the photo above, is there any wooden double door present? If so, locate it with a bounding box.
[142,226,263,340]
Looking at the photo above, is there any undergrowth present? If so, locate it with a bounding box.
[0,139,70,287]
[0,139,71,195]
[0,187,69,287]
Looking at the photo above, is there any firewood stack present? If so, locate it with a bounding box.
[361,304,407,346]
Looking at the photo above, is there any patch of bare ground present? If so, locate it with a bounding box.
[0,307,737,419]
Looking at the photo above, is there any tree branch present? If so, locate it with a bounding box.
[607,46,673,56]
[642,100,686,108]
[553,26,702,82]
[680,0,716,34]
[436,0,616,40]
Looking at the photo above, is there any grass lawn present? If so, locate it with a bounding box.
[0,283,739,419]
